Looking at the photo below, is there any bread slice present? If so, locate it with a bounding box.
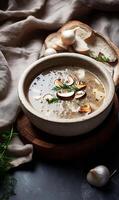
[44,32,67,51]
[59,20,93,41]
[87,32,117,63]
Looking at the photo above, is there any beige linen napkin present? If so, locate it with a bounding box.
[0,0,119,167]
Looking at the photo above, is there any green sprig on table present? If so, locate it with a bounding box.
[0,127,17,200]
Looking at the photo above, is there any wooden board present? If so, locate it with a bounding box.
[17,95,119,161]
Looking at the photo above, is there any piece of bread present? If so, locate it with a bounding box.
[97,33,119,87]
[87,32,117,63]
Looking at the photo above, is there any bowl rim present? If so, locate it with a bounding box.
[18,53,115,123]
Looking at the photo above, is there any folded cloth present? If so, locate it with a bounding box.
[8,136,33,168]
[0,0,119,167]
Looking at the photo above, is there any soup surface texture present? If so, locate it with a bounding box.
[28,66,105,120]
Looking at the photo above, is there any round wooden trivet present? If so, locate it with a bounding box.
[17,95,119,161]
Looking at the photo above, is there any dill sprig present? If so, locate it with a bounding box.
[0,127,17,200]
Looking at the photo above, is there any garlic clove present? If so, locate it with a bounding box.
[57,91,75,100]
[54,79,63,87]
[87,165,110,187]
[61,27,78,46]
[44,48,57,57]
[75,90,86,99]
[59,21,92,41]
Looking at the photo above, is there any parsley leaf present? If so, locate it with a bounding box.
[47,97,59,104]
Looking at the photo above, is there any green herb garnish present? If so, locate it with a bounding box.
[47,97,59,104]
[0,127,17,200]
[89,51,110,63]
[52,84,75,92]
[52,86,61,91]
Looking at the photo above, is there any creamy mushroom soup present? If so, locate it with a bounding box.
[28,66,105,120]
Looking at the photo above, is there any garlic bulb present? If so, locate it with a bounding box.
[44,48,57,56]
[61,27,78,46]
[87,165,110,187]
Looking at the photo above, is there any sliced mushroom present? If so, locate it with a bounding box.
[43,94,53,101]
[79,104,92,113]
[45,32,67,51]
[73,35,89,54]
[65,75,74,86]
[75,81,87,90]
[75,90,86,99]
[70,74,79,83]
[54,79,63,87]
[57,91,75,100]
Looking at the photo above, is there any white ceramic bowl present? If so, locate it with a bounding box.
[18,53,115,136]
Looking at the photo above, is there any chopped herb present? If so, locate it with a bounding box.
[47,97,59,104]
[52,82,86,94]
[52,86,61,91]
[62,84,71,89]
[89,51,110,63]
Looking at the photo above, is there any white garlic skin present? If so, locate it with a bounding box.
[44,48,57,56]
[61,29,76,45]
[87,165,110,187]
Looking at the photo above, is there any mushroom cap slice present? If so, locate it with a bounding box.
[45,32,67,51]
[79,104,92,113]
[59,20,92,41]
[73,35,89,54]
[54,79,63,87]
[65,75,74,86]
[75,82,87,90]
[75,90,86,99]
[57,91,75,100]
